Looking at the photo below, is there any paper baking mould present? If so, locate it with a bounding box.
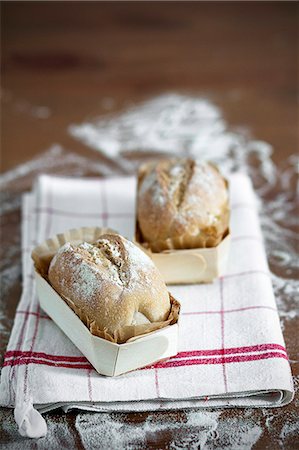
[135,226,230,285]
[35,273,179,376]
[32,227,180,376]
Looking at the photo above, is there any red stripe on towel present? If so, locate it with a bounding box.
[4,343,287,364]
[3,351,288,371]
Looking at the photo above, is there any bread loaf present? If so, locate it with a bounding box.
[48,234,171,336]
[137,158,229,251]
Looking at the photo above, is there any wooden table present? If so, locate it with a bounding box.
[1,2,298,448]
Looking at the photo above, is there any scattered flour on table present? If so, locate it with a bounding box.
[0,144,116,199]
[279,421,299,448]
[75,410,264,450]
[75,410,221,449]
[69,93,277,187]
[15,102,51,119]
[2,90,52,120]
[0,409,77,449]
[261,399,299,449]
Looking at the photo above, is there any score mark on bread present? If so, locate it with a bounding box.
[137,158,229,251]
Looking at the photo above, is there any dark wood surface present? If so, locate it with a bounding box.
[1,2,298,449]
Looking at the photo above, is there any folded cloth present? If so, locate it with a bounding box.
[0,174,294,438]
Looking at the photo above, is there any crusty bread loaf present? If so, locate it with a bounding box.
[137,158,229,251]
[48,234,171,336]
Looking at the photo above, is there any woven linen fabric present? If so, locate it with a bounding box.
[0,174,294,438]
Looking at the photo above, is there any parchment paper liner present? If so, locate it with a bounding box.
[136,161,230,252]
[135,219,230,253]
[32,226,180,344]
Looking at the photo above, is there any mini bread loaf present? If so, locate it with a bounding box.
[137,158,229,251]
[48,234,171,336]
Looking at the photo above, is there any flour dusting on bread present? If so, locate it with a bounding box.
[137,158,229,251]
[48,234,171,336]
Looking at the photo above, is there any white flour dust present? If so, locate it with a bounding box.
[1,409,77,449]
[69,93,277,188]
[261,396,299,449]
[15,102,52,119]
[279,421,299,448]
[75,410,264,450]
[0,144,116,200]
[1,88,52,120]
[75,410,221,449]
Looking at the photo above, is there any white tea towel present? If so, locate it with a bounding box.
[0,174,294,438]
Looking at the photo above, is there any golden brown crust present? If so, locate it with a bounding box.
[137,158,229,251]
[48,234,171,336]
